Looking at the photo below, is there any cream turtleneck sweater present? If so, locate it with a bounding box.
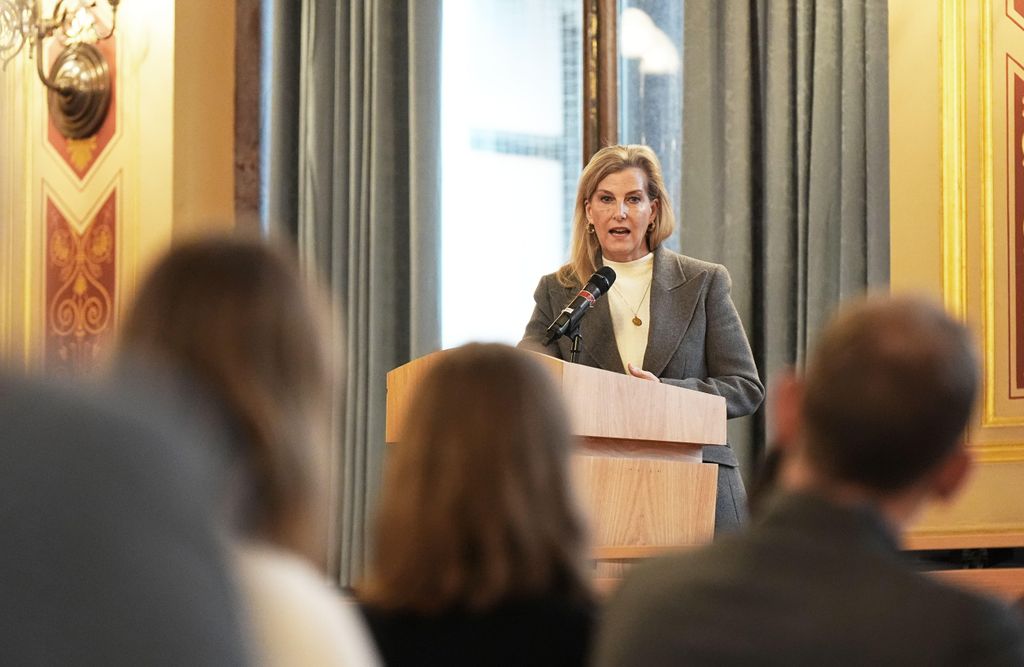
[602,252,654,373]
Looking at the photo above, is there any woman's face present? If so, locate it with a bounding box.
[584,167,659,263]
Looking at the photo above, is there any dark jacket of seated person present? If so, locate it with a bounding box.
[597,491,1024,667]
[358,343,596,666]
[361,592,593,666]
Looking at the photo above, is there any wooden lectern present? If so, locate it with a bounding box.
[386,350,727,578]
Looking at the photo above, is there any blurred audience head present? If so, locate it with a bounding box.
[0,374,249,664]
[776,296,978,504]
[118,235,333,562]
[361,343,591,613]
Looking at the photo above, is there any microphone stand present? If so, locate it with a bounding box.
[568,323,583,364]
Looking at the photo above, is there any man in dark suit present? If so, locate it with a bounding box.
[594,296,1024,666]
[0,372,250,665]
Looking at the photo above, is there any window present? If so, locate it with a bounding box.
[440,0,583,348]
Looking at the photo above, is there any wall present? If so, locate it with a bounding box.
[890,0,1024,544]
[0,0,235,372]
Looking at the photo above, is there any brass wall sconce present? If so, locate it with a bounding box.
[0,0,121,139]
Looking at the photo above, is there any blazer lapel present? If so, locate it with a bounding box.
[643,249,707,378]
[581,289,623,373]
[548,281,622,373]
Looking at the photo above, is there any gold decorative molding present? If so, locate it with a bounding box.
[976,0,1024,427]
[981,0,1004,426]
[0,53,36,368]
[941,0,968,319]
[981,6,1024,432]
[892,0,1024,534]
[903,529,1024,550]
[582,0,617,164]
[66,136,98,172]
[583,0,599,163]
[939,0,1024,455]
[973,442,1024,462]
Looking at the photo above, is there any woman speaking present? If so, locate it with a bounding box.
[518,144,764,534]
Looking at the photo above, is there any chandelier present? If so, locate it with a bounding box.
[0,0,121,139]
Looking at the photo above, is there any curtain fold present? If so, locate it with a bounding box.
[260,0,301,236]
[682,0,889,475]
[287,0,441,584]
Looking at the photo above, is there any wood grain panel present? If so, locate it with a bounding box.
[387,350,725,447]
[561,360,727,445]
[385,349,452,443]
[929,567,1024,601]
[578,436,702,462]
[904,530,1024,550]
[572,455,716,548]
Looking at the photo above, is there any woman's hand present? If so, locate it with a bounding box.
[627,362,660,382]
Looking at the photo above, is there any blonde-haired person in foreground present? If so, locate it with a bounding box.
[595,296,1024,666]
[118,236,379,666]
[359,343,595,666]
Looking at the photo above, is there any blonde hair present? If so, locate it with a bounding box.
[118,236,333,563]
[360,344,592,613]
[559,144,676,287]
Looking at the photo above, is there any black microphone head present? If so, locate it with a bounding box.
[593,266,616,293]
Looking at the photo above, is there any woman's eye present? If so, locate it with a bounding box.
[627,196,641,204]
[600,196,614,203]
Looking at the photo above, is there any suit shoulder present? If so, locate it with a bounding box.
[660,249,727,277]
[536,269,563,287]
[534,266,579,291]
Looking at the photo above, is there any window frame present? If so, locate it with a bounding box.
[582,0,619,164]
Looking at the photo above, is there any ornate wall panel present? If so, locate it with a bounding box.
[44,185,117,374]
[1009,0,1024,31]
[893,0,1024,539]
[0,51,32,365]
[0,1,228,372]
[974,0,1024,449]
[33,12,122,374]
[1007,55,1024,400]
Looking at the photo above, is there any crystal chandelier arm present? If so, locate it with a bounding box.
[0,0,28,70]
[92,0,118,41]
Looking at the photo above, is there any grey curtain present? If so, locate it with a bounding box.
[261,0,301,236]
[267,0,441,584]
[681,0,889,475]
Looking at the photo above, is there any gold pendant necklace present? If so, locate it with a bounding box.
[615,280,652,327]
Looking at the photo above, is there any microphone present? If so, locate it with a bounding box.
[544,266,616,344]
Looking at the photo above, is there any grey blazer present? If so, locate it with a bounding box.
[519,247,765,531]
